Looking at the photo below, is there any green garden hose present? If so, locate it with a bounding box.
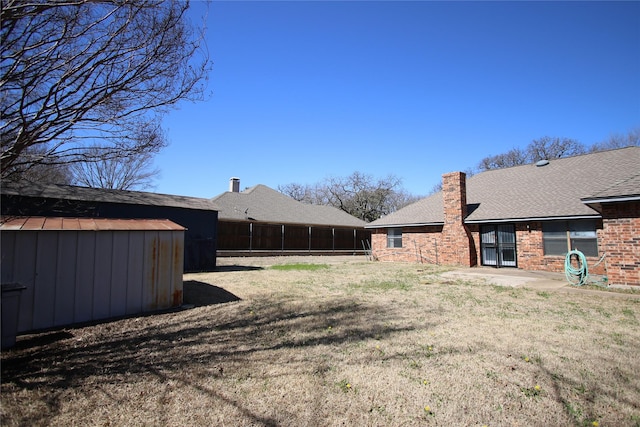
[565,249,588,286]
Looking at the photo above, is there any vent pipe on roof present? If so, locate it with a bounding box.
[229,177,240,192]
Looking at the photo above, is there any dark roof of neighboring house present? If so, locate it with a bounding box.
[368,146,640,228]
[0,181,218,211]
[211,184,367,227]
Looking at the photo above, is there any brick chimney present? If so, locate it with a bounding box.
[440,172,475,266]
[229,177,240,193]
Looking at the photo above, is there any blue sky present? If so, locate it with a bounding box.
[155,1,639,199]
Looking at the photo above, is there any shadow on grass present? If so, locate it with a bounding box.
[0,296,417,426]
[214,265,264,272]
[183,280,241,306]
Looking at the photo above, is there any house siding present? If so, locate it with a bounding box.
[600,201,640,286]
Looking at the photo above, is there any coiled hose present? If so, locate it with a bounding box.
[565,249,588,286]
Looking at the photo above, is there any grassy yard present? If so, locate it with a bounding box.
[2,257,639,426]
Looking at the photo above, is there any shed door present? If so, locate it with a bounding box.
[481,224,517,267]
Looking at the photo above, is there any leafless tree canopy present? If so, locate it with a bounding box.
[1,0,209,179]
[477,130,639,172]
[279,172,420,222]
[589,127,640,152]
[477,136,585,171]
[70,123,165,190]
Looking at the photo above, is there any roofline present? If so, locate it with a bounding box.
[581,195,640,204]
[219,218,366,228]
[367,215,602,228]
[365,222,444,229]
[464,215,602,224]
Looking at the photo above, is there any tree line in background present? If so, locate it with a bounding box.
[1,0,210,190]
[278,172,421,223]
[281,129,639,222]
[476,130,640,171]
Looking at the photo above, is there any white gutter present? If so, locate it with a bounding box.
[365,222,443,229]
[368,214,603,228]
[581,195,640,204]
[464,214,602,224]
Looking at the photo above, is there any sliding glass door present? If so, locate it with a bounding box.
[481,224,517,267]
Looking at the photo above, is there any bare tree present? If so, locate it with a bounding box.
[590,128,640,152]
[526,136,585,162]
[5,145,73,184]
[477,137,586,171]
[477,147,528,171]
[277,182,318,204]
[1,0,209,179]
[280,172,415,222]
[70,122,165,190]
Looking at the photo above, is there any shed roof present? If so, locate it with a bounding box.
[211,184,366,227]
[0,181,218,212]
[368,146,640,228]
[0,216,185,231]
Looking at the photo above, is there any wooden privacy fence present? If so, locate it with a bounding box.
[217,221,370,252]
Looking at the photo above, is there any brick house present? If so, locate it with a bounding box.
[366,147,640,286]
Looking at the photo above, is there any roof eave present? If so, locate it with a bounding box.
[464,214,603,224]
[365,221,444,229]
[581,195,640,204]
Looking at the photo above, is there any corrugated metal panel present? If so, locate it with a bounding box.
[1,217,185,333]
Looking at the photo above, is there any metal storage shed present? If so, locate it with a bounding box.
[0,217,185,334]
[0,181,218,272]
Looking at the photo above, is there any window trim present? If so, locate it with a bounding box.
[387,228,402,248]
[542,220,598,257]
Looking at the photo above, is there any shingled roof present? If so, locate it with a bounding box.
[211,184,366,227]
[1,181,218,211]
[367,146,640,228]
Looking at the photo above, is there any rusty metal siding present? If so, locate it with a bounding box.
[0,218,185,334]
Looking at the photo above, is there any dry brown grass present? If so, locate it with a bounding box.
[2,256,639,426]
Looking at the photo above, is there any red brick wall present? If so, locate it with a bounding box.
[372,221,609,277]
[599,201,640,286]
[371,226,443,263]
[506,221,606,276]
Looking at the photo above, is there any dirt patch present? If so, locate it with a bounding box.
[2,258,639,426]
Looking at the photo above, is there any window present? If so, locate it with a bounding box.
[542,220,598,257]
[387,228,402,248]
